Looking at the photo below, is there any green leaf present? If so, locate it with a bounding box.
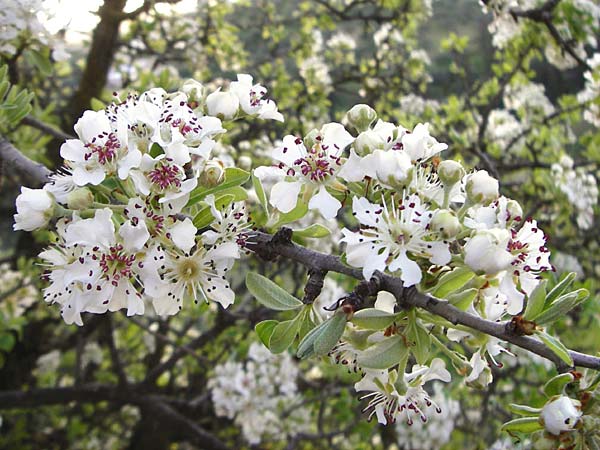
[246,272,304,311]
[351,308,397,330]
[357,335,408,369]
[297,320,329,359]
[292,224,331,239]
[313,312,347,356]
[272,199,308,228]
[255,320,278,348]
[192,194,234,228]
[187,168,250,206]
[252,173,268,212]
[25,49,52,75]
[431,267,475,299]
[536,331,573,366]
[501,417,543,433]
[0,333,15,352]
[523,280,547,320]
[447,288,478,311]
[406,318,430,364]
[269,318,302,353]
[545,272,576,305]
[90,98,106,111]
[532,289,589,324]
[508,403,542,417]
[543,372,575,397]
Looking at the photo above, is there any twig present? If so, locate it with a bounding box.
[21,116,74,141]
[0,135,51,186]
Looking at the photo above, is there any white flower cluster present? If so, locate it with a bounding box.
[551,155,598,229]
[13,75,283,325]
[208,342,311,445]
[482,0,599,70]
[578,53,600,127]
[0,0,68,60]
[487,83,557,154]
[254,105,554,402]
[394,385,460,449]
[0,263,38,317]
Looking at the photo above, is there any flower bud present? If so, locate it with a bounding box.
[67,187,94,210]
[540,396,581,436]
[13,187,55,231]
[438,160,465,186]
[464,229,513,274]
[465,170,499,204]
[199,160,225,187]
[346,104,377,132]
[206,90,239,119]
[238,155,252,171]
[430,210,461,239]
[362,149,412,187]
[353,130,385,156]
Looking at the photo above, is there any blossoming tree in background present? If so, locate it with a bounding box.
[0,0,599,449]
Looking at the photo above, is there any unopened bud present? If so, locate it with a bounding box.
[206,90,239,119]
[346,104,377,132]
[200,160,225,187]
[430,210,461,238]
[67,187,94,210]
[465,170,499,205]
[238,155,252,171]
[354,130,385,156]
[437,160,465,186]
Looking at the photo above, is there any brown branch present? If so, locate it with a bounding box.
[0,135,51,186]
[21,116,74,142]
[0,384,230,449]
[245,230,600,371]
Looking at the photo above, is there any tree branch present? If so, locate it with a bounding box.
[245,230,600,371]
[21,116,74,142]
[0,135,51,186]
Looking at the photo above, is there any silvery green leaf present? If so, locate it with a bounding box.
[246,273,304,311]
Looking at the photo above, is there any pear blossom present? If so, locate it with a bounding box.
[147,95,224,162]
[401,123,448,163]
[150,241,240,315]
[257,123,353,219]
[229,74,284,122]
[341,195,451,285]
[540,396,582,435]
[13,187,55,231]
[463,229,513,274]
[355,358,451,425]
[209,342,311,444]
[206,90,239,119]
[40,209,154,324]
[60,109,140,186]
[202,196,252,247]
[129,154,197,203]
